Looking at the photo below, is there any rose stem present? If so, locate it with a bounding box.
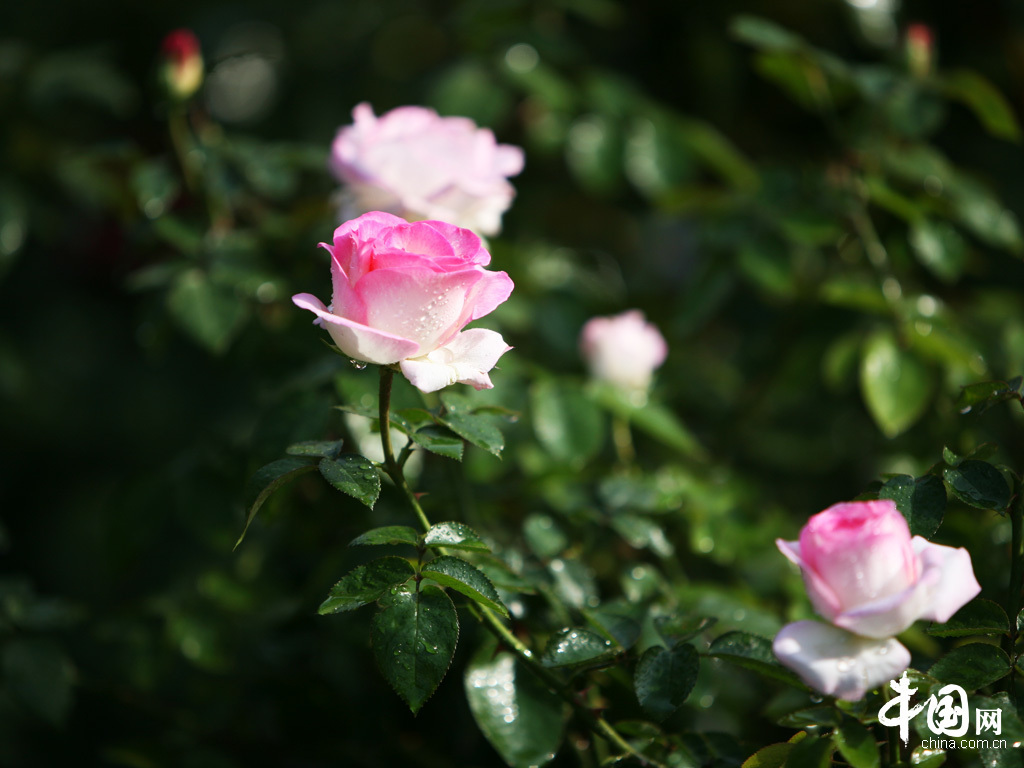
[376,366,668,768]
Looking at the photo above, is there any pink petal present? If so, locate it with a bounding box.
[913,538,981,623]
[378,221,456,262]
[777,538,843,623]
[292,293,419,365]
[399,328,512,393]
[330,212,405,282]
[460,268,514,326]
[773,620,910,702]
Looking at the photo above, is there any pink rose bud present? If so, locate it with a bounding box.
[292,212,514,393]
[329,103,524,236]
[580,310,667,394]
[773,499,981,701]
[160,29,204,100]
[906,23,934,78]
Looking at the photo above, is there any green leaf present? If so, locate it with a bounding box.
[167,269,248,354]
[236,457,317,549]
[610,513,674,557]
[318,455,381,509]
[2,638,74,725]
[927,643,1011,691]
[942,460,1012,511]
[409,425,464,461]
[909,219,968,283]
[439,393,505,457]
[742,742,797,768]
[372,585,459,714]
[590,382,706,458]
[285,440,344,459]
[634,643,699,721]
[465,643,565,768]
[942,70,1021,142]
[540,627,614,669]
[583,604,643,649]
[785,734,834,768]
[708,631,806,689]
[956,377,1024,416]
[730,15,804,53]
[860,330,933,438]
[423,521,490,552]
[833,717,880,768]
[348,526,421,548]
[926,599,1008,637]
[531,378,604,465]
[879,474,946,539]
[318,557,416,614]
[654,614,718,646]
[910,745,946,768]
[777,706,842,729]
[422,556,508,618]
[523,513,568,559]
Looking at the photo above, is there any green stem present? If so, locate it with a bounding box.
[611,415,635,466]
[376,367,666,768]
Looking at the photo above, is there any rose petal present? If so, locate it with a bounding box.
[913,538,982,623]
[399,328,512,393]
[773,620,910,702]
[777,538,843,623]
[292,293,419,365]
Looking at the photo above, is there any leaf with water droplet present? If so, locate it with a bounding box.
[879,474,946,539]
[318,455,381,509]
[955,377,1024,417]
[423,521,490,552]
[422,556,509,618]
[285,439,345,459]
[438,408,505,458]
[348,526,421,548]
[236,457,317,549]
[540,627,614,669]
[943,460,1012,512]
[634,643,699,721]
[464,638,565,768]
[318,557,416,614]
[910,745,946,768]
[583,603,643,649]
[708,631,807,690]
[371,585,458,714]
[653,614,719,646]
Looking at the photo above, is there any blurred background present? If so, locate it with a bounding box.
[2,0,1024,765]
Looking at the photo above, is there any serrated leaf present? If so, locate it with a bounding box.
[708,631,806,689]
[348,526,421,548]
[634,643,699,721]
[540,627,614,668]
[422,556,508,618]
[465,643,564,768]
[654,614,718,646]
[318,557,416,614]
[372,585,459,714]
[879,474,946,539]
[942,460,1011,511]
[927,643,1010,691]
[236,457,317,549]
[860,330,933,438]
[285,439,344,459]
[319,455,381,509]
[531,378,604,465]
[926,599,1008,637]
[409,424,464,460]
[439,407,504,457]
[833,717,880,768]
[423,521,490,552]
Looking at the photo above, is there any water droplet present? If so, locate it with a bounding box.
[836,658,853,672]
[349,359,368,370]
[960,405,973,415]
[810,695,823,703]
[876,646,888,656]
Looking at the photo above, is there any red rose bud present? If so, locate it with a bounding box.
[161,28,204,100]
[906,23,933,77]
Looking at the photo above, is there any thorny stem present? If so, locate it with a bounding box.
[377,366,667,768]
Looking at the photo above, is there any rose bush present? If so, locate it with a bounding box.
[773,500,981,700]
[580,310,667,393]
[329,103,524,236]
[292,211,514,393]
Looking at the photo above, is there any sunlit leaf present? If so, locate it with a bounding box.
[860,330,933,438]
[318,557,416,614]
[422,555,508,617]
[319,455,381,509]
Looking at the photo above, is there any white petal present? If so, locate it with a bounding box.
[913,538,982,623]
[400,328,511,393]
[773,620,910,701]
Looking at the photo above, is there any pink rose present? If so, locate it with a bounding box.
[580,311,667,393]
[329,103,524,236]
[773,500,981,700]
[292,212,514,393]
